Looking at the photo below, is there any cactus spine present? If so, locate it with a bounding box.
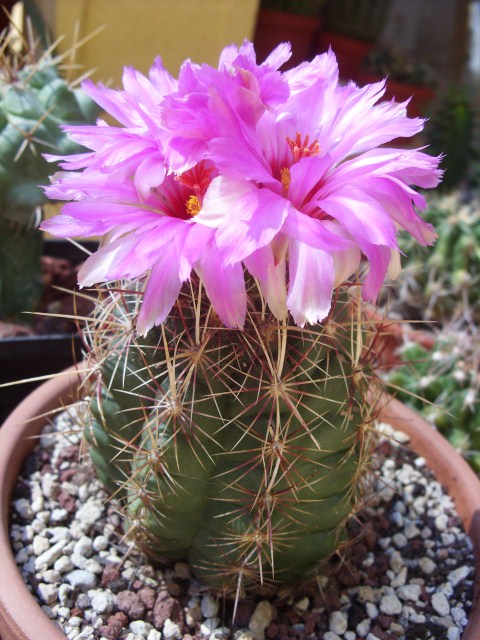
[84,279,380,594]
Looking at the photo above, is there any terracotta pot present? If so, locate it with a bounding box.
[357,72,435,118]
[253,8,322,69]
[316,31,375,81]
[1,369,480,639]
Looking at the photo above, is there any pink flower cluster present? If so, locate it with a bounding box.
[41,42,442,335]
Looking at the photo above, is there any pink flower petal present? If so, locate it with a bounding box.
[196,256,247,329]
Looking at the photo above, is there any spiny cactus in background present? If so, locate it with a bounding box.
[41,44,442,595]
[0,25,99,321]
[84,280,379,593]
[386,328,480,471]
[388,192,480,325]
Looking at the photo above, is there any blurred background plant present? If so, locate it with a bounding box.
[386,326,480,471]
[0,4,99,324]
[321,0,392,43]
[259,0,325,17]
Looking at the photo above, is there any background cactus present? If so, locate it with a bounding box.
[386,328,480,471]
[0,22,99,321]
[83,280,380,594]
[383,191,480,326]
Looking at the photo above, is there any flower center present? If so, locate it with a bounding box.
[286,132,320,163]
[186,194,201,217]
[176,160,214,218]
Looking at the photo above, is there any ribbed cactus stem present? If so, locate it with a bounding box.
[84,279,380,594]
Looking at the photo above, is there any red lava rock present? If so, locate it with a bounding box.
[363,522,378,549]
[336,563,362,587]
[115,591,146,620]
[57,490,76,512]
[98,612,129,639]
[101,564,122,588]
[70,607,83,618]
[152,590,175,628]
[138,586,157,610]
[59,469,77,483]
[232,600,256,627]
[57,445,80,464]
[266,622,279,638]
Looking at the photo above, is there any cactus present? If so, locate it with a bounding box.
[388,192,480,325]
[0,24,99,321]
[42,44,442,596]
[386,328,480,471]
[82,280,380,593]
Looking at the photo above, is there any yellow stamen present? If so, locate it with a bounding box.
[186,194,201,216]
[280,167,291,195]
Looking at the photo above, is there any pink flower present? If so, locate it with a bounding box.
[42,45,442,333]
[179,51,442,325]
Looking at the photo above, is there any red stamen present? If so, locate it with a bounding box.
[286,132,320,163]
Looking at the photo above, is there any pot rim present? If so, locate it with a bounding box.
[0,370,479,639]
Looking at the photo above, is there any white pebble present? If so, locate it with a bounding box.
[249,601,273,640]
[435,513,449,531]
[37,583,59,605]
[451,606,468,626]
[162,618,182,640]
[130,620,153,636]
[448,566,471,587]
[147,631,162,640]
[392,533,408,548]
[397,584,421,601]
[66,569,97,590]
[365,602,378,619]
[201,594,219,618]
[200,618,220,635]
[432,592,450,617]
[14,498,33,519]
[93,535,109,551]
[323,633,341,640]
[73,536,93,557]
[54,555,74,573]
[391,567,407,587]
[34,540,68,571]
[50,508,69,523]
[419,557,436,574]
[329,611,348,635]
[388,551,404,573]
[379,594,402,615]
[88,589,114,614]
[447,628,461,640]
[356,618,371,637]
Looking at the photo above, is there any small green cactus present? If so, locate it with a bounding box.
[386,330,480,471]
[0,27,99,322]
[83,280,380,594]
[389,192,480,325]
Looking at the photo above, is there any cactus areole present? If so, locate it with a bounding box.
[42,43,442,592]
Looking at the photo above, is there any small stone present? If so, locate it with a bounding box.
[435,513,449,531]
[379,594,402,616]
[432,592,450,617]
[210,627,231,639]
[293,596,309,612]
[58,583,74,608]
[323,633,341,640]
[329,610,348,635]
[37,583,59,605]
[54,555,74,573]
[66,570,98,590]
[392,533,408,548]
[388,551,404,573]
[200,617,220,635]
[32,535,50,555]
[88,589,114,614]
[356,619,371,637]
[153,590,175,628]
[163,618,182,640]
[43,569,61,584]
[50,508,69,523]
[249,601,273,640]
[397,584,421,601]
[93,535,110,551]
[451,606,468,626]
[74,536,93,557]
[447,627,461,640]
[391,567,407,587]
[201,594,219,618]
[130,620,153,636]
[234,632,254,640]
[344,633,356,640]
[116,591,146,620]
[35,540,68,571]
[447,566,471,587]
[419,557,436,574]
[14,498,33,519]
[366,602,379,619]
[147,631,162,640]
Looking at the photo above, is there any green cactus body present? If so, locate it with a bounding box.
[0,51,99,320]
[84,281,379,593]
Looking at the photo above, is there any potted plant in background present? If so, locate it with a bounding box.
[1,41,480,639]
[253,0,325,68]
[317,0,392,81]
[358,47,436,117]
[0,7,99,421]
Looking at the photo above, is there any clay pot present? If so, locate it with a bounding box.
[1,369,480,639]
[253,8,322,69]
